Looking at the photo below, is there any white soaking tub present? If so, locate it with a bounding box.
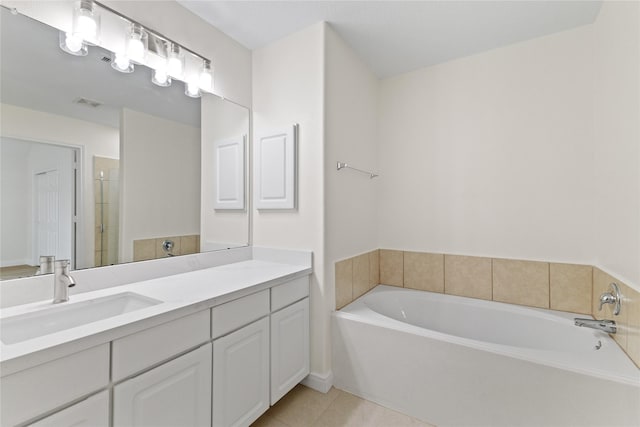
[332,285,640,426]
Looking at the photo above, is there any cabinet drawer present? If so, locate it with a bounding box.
[0,344,109,427]
[211,289,269,339]
[271,276,309,312]
[112,310,210,381]
[29,391,109,427]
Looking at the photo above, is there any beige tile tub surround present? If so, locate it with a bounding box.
[352,254,370,300]
[133,235,200,262]
[335,250,380,309]
[180,235,199,255]
[379,249,403,287]
[592,267,640,368]
[444,255,492,300]
[593,269,630,351]
[133,239,156,262]
[155,236,182,257]
[550,263,592,314]
[335,248,639,368]
[335,259,353,310]
[492,258,550,308]
[369,250,380,287]
[403,252,444,293]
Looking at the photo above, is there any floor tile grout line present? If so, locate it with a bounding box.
[310,389,344,426]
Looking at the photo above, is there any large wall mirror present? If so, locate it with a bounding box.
[0,5,250,280]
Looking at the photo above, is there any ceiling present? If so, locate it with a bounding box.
[0,7,200,128]
[178,0,603,78]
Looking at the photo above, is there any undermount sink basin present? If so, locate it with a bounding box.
[0,292,162,345]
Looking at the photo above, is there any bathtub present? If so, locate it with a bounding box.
[332,285,640,426]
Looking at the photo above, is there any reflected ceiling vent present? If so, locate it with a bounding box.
[73,97,102,108]
[100,55,111,63]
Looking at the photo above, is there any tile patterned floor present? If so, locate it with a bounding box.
[252,385,435,427]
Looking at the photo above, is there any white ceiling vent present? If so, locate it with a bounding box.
[73,97,102,108]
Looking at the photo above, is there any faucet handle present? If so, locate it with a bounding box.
[598,282,621,315]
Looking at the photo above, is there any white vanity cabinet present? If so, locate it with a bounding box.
[28,391,109,427]
[113,343,212,427]
[212,317,270,427]
[211,289,270,427]
[1,266,312,427]
[0,344,110,426]
[209,275,310,427]
[270,297,310,404]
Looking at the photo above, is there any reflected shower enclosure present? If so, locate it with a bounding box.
[94,157,120,267]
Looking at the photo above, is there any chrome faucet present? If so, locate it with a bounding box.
[53,259,75,303]
[599,282,621,315]
[36,255,55,275]
[574,318,616,334]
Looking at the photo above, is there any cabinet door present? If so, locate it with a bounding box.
[29,391,109,427]
[270,297,310,404]
[113,343,211,427]
[213,317,270,427]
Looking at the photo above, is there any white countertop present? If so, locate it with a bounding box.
[0,258,312,376]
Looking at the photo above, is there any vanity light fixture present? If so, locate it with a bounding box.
[56,1,214,98]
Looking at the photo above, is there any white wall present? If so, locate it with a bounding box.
[0,104,119,269]
[252,23,328,376]
[324,25,379,294]
[200,96,250,250]
[1,138,31,265]
[377,25,596,265]
[592,1,640,290]
[120,109,200,262]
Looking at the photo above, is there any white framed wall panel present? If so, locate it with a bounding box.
[213,136,245,210]
[254,125,297,210]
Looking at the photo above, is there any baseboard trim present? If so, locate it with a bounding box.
[301,370,333,393]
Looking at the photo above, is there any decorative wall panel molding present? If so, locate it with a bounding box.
[213,136,245,210]
[254,125,298,210]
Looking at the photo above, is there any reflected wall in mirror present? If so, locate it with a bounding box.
[0,5,250,280]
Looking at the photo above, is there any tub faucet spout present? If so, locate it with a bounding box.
[574,318,616,334]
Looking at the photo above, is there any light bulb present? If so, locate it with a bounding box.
[127,24,146,64]
[73,0,99,44]
[65,33,84,53]
[111,52,134,73]
[167,44,183,78]
[152,68,171,87]
[76,14,97,40]
[59,31,87,56]
[199,60,213,92]
[128,38,144,63]
[185,78,200,98]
